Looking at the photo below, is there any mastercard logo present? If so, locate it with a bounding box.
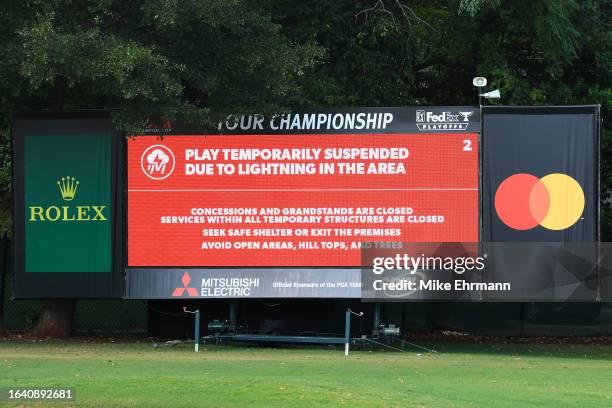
[494,173,585,230]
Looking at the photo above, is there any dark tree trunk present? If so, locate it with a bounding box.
[0,237,7,332]
[52,72,66,110]
[34,299,75,338]
[31,71,75,339]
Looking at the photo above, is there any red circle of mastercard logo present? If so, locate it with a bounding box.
[494,173,585,230]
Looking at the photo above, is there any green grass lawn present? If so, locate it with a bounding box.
[1,340,612,407]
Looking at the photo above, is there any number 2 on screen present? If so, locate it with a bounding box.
[462,139,472,152]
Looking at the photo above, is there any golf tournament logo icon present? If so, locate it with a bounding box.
[459,111,474,122]
[141,144,175,180]
[57,176,79,201]
[495,173,585,230]
[172,272,198,297]
[416,110,425,122]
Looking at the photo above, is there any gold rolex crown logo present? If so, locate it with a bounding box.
[57,176,79,201]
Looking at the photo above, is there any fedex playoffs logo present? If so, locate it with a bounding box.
[141,145,175,180]
[416,110,473,131]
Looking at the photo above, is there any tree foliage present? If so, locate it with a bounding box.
[0,0,323,232]
[0,0,322,128]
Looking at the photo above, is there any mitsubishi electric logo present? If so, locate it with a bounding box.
[415,110,473,131]
[28,176,107,222]
[172,272,198,297]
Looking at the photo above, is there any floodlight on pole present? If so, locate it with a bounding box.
[473,76,487,106]
[472,77,487,87]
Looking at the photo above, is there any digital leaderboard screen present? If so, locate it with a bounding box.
[127,132,478,267]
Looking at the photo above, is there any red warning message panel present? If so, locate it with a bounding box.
[128,134,478,266]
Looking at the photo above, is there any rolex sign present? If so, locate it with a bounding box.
[24,134,111,273]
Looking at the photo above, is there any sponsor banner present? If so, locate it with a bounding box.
[126,268,361,298]
[128,133,479,267]
[25,134,111,272]
[483,106,599,242]
[201,107,480,135]
[129,241,612,300]
[361,242,612,301]
[12,112,123,298]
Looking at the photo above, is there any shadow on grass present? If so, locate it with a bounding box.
[2,337,612,361]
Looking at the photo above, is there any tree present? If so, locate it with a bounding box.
[0,0,322,336]
[0,0,610,335]
[268,0,610,233]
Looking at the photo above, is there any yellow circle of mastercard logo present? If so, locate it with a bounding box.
[494,173,585,230]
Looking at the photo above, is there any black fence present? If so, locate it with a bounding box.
[1,238,147,335]
[3,236,612,338]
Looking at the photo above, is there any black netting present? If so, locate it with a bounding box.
[3,236,612,337]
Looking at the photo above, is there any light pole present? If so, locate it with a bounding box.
[344,308,364,356]
[183,306,201,352]
[473,76,487,107]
